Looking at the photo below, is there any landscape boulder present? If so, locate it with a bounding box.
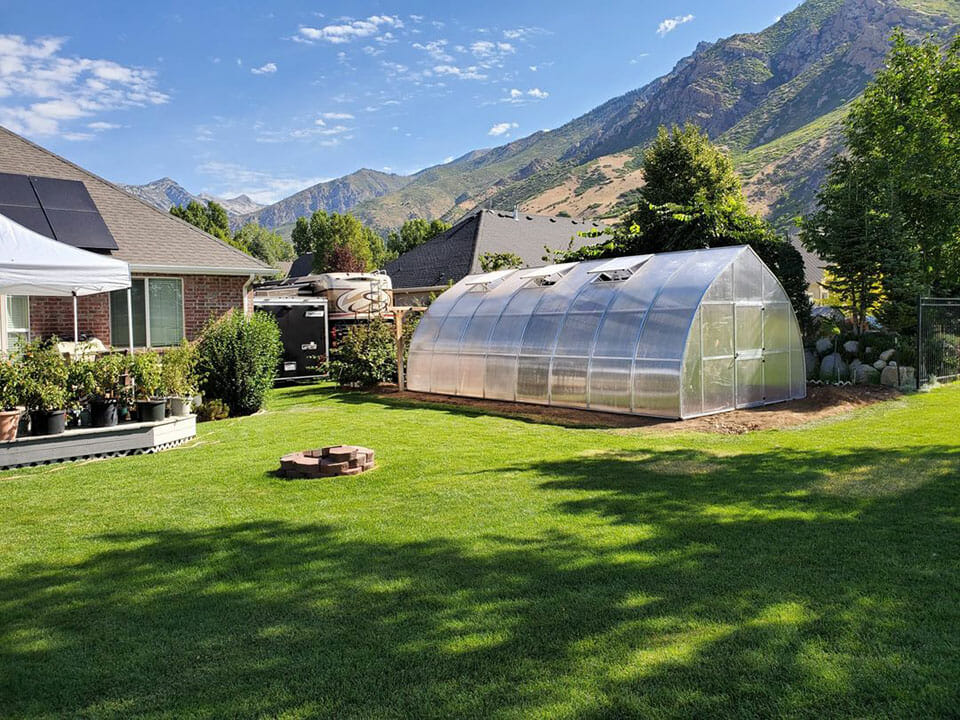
[873,360,887,371]
[879,349,896,362]
[880,365,900,387]
[820,353,849,382]
[815,337,834,355]
[852,364,880,385]
[804,349,818,380]
[843,340,860,354]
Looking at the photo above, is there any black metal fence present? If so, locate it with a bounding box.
[917,297,960,387]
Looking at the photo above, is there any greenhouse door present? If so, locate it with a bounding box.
[734,304,765,408]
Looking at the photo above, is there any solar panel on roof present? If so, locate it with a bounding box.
[0,172,41,207]
[0,172,117,251]
[30,176,99,212]
[0,205,55,239]
[45,209,116,250]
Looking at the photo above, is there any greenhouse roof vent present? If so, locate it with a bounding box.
[462,268,517,292]
[519,262,576,287]
[586,255,653,282]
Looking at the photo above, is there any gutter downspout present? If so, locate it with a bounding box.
[242,275,255,314]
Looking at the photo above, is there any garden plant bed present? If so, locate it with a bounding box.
[377,384,901,434]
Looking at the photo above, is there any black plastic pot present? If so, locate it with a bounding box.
[91,399,119,428]
[137,399,166,423]
[30,409,66,436]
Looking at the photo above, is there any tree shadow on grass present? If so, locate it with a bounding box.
[1,446,958,718]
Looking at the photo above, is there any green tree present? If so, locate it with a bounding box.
[479,251,524,272]
[232,223,295,267]
[557,124,810,327]
[831,30,960,330]
[170,200,250,255]
[800,157,896,332]
[289,210,388,272]
[387,218,452,255]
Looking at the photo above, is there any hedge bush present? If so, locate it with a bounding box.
[328,318,396,387]
[197,310,282,415]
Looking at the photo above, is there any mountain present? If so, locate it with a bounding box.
[120,178,266,218]
[344,0,957,232]
[197,192,265,216]
[233,169,411,230]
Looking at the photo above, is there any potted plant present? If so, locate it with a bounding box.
[0,359,22,442]
[89,353,130,427]
[131,351,165,422]
[18,337,69,436]
[65,357,96,428]
[161,340,198,416]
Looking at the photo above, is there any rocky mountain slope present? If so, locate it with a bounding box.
[348,0,956,232]
[232,169,410,230]
[119,177,266,218]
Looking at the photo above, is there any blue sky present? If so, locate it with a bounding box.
[0,0,802,204]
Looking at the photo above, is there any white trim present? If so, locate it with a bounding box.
[242,275,254,315]
[0,294,30,354]
[129,264,269,276]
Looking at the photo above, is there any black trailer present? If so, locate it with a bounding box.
[253,297,329,382]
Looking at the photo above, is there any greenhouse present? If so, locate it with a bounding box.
[406,245,806,419]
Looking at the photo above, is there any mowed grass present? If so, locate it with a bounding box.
[1,384,959,719]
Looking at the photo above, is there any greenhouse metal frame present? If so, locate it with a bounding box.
[406,245,806,419]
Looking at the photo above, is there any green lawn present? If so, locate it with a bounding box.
[1,385,959,719]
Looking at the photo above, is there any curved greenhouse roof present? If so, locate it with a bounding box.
[406,245,806,419]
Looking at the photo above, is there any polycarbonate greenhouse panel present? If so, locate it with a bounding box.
[405,245,806,419]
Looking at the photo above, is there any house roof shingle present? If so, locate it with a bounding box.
[0,126,270,274]
[384,209,603,289]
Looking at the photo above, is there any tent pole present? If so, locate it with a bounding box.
[126,288,134,354]
[73,293,79,343]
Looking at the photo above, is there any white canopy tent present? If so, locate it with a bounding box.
[0,213,132,351]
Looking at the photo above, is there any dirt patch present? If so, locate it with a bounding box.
[376,385,901,434]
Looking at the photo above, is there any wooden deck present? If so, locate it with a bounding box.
[0,415,196,470]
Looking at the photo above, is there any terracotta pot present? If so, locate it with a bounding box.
[0,408,20,442]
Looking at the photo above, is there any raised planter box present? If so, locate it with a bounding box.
[0,415,196,470]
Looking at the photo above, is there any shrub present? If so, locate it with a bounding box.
[17,337,68,411]
[197,310,282,415]
[91,353,131,402]
[328,318,396,387]
[161,340,199,398]
[0,360,22,411]
[196,399,230,422]
[131,351,164,399]
[65,358,96,411]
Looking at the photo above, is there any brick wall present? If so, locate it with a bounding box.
[27,273,251,346]
[29,293,110,342]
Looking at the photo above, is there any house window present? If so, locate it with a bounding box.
[5,296,29,350]
[110,277,184,347]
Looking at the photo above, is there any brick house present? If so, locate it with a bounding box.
[0,126,270,351]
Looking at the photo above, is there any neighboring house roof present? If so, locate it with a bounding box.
[0,126,270,275]
[790,236,826,289]
[384,209,603,289]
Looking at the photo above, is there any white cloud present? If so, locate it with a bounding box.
[0,34,169,138]
[87,121,121,131]
[197,161,330,204]
[412,39,452,62]
[502,27,547,41]
[320,111,354,120]
[526,88,548,99]
[529,65,537,72]
[251,62,277,75]
[297,15,403,44]
[656,14,694,36]
[470,40,514,58]
[509,88,523,98]
[434,64,486,80]
[442,155,454,163]
[500,87,548,104]
[488,121,518,136]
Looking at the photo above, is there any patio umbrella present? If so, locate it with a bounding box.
[0,213,132,350]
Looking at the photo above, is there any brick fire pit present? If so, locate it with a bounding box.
[279,445,376,478]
